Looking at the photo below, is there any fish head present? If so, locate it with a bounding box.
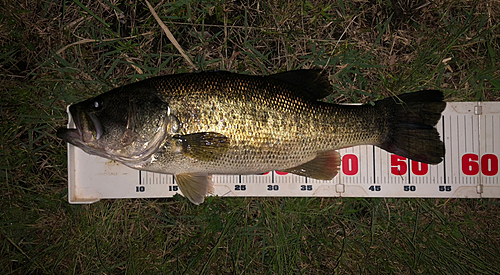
[57,85,176,163]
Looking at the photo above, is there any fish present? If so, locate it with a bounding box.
[57,69,446,204]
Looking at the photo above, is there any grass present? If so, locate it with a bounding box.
[1,0,500,274]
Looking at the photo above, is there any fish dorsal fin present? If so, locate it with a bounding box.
[175,173,214,205]
[268,69,332,100]
[172,132,230,161]
[282,150,341,180]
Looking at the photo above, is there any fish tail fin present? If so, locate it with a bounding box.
[377,90,446,164]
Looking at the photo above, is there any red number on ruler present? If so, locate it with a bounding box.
[390,155,428,176]
[391,155,408,175]
[411,161,428,176]
[342,154,358,175]
[462,153,480,175]
[261,171,289,175]
[482,154,499,176]
[462,153,498,176]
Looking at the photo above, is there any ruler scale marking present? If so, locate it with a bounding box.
[65,103,500,203]
[442,115,447,184]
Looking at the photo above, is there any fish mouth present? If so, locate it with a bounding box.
[56,128,81,145]
[57,105,103,144]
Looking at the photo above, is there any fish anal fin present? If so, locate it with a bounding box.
[282,150,341,180]
[174,173,214,205]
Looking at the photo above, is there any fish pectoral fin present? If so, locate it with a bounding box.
[175,173,214,205]
[282,150,341,180]
[172,132,230,161]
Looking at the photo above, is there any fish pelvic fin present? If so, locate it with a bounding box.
[282,150,341,180]
[175,173,214,205]
[377,90,446,164]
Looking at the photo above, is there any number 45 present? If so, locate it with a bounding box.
[369,185,381,191]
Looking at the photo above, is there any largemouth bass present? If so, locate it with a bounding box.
[57,70,445,204]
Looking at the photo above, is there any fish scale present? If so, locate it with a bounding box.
[145,73,374,173]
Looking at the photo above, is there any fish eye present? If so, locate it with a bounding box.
[91,99,103,111]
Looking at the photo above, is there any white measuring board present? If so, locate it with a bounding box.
[65,102,500,204]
